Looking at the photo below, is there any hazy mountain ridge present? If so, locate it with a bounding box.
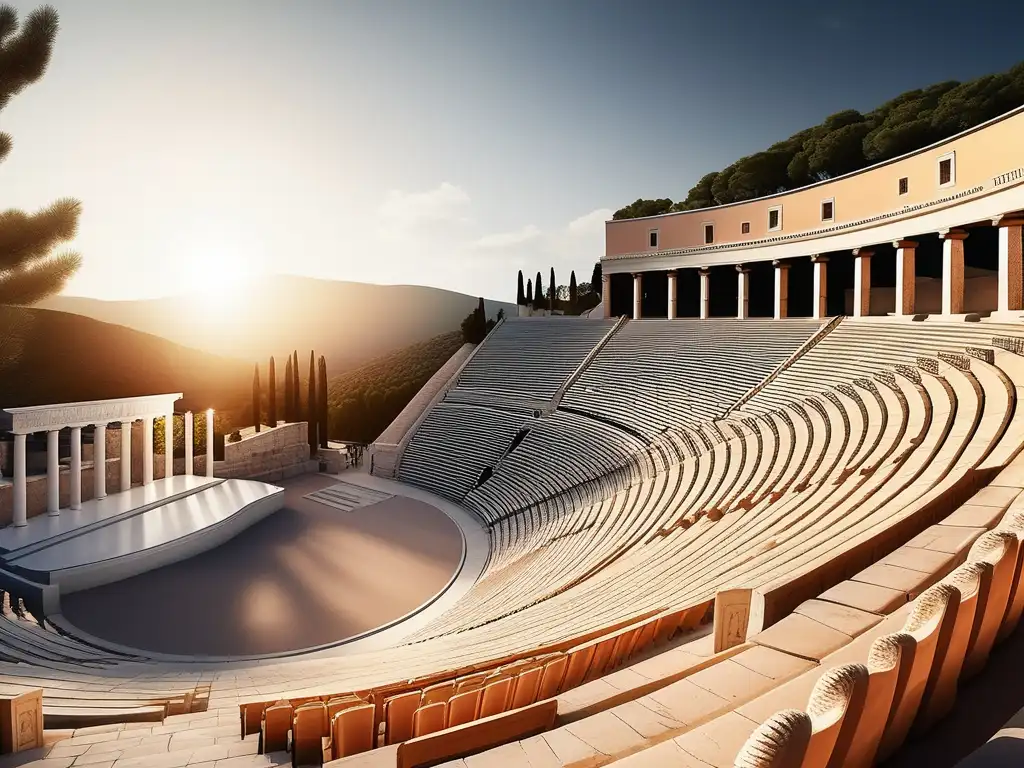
[39,275,515,373]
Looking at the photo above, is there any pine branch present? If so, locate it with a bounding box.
[0,130,9,163]
[0,7,15,49]
[0,5,58,111]
[0,249,80,304]
[0,197,81,270]
[0,304,32,371]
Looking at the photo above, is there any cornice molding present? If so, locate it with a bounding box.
[4,394,183,434]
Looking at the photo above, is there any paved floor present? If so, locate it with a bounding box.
[60,473,463,657]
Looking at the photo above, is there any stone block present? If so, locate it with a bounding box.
[713,588,757,652]
[0,689,43,754]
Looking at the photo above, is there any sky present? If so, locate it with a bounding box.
[4,0,1024,303]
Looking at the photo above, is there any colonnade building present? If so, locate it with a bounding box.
[600,106,1024,322]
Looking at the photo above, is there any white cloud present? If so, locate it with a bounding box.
[473,224,542,249]
[567,208,613,237]
[376,182,472,231]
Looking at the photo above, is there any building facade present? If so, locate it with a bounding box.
[601,106,1024,321]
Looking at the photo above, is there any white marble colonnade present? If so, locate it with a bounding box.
[3,394,217,527]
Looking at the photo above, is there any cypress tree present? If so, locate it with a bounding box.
[284,355,293,422]
[0,6,82,307]
[318,356,329,449]
[591,261,602,291]
[569,270,578,309]
[535,271,543,311]
[307,350,317,456]
[252,363,261,432]
[292,350,300,420]
[549,267,556,311]
[526,278,533,305]
[268,356,277,427]
[476,296,486,339]
[516,270,525,305]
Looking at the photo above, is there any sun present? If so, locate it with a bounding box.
[181,246,257,313]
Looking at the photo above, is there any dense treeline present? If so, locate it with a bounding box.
[614,60,1024,219]
[326,331,465,443]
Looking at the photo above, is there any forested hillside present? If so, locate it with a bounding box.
[327,331,465,443]
[615,60,1024,219]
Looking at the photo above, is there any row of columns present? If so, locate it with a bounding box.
[11,410,215,528]
[612,214,1023,320]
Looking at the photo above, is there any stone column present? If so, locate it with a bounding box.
[773,261,789,320]
[13,433,27,527]
[164,412,174,480]
[667,271,678,320]
[94,424,107,499]
[699,267,711,319]
[46,429,59,516]
[852,248,873,318]
[142,416,154,485]
[811,255,828,320]
[736,266,750,320]
[206,409,215,478]
[940,229,968,315]
[893,240,918,317]
[120,421,132,492]
[994,215,1024,314]
[184,411,194,474]
[70,426,82,510]
[632,273,643,319]
[601,274,611,318]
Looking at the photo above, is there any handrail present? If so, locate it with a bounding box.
[727,316,844,415]
[545,315,629,414]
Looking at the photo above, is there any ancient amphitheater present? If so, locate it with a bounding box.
[1,107,1024,768]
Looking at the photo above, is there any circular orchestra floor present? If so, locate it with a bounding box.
[60,473,464,657]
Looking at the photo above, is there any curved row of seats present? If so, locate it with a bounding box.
[562,319,823,438]
[10,319,1024,768]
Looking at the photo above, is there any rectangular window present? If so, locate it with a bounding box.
[938,152,955,188]
[648,229,659,249]
[821,199,834,222]
[703,223,714,244]
[741,222,750,235]
[899,177,909,196]
[767,206,782,232]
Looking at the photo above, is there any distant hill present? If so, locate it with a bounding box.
[0,306,251,421]
[327,330,465,443]
[40,275,515,374]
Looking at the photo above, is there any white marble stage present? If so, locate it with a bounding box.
[0,476,284,596]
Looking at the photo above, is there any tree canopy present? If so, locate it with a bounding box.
[613,60,1024,219]
[0,5,81,305]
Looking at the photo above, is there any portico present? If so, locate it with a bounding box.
[4,394,217,527]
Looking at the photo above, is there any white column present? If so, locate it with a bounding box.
[120,421,132,492]
[46,429,59,516]
[13,433,27,527]
[142,416,154,485]
[184,411,194,475]
[893,240,918,317]
[699,268,710,319]
[940,229,968,315]
[736,266,750,320]
[205,409,215,478]
[164,413,174,480]
[667,271,678,320]
[632,273,643,319]
[773,261,789,320]
[994,215,1023,313]
[94,424,107,499]
[811,255,828,320]
[70,426,82,510]
[852,248,873,318]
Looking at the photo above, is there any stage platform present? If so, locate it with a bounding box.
[0,476,284,597]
